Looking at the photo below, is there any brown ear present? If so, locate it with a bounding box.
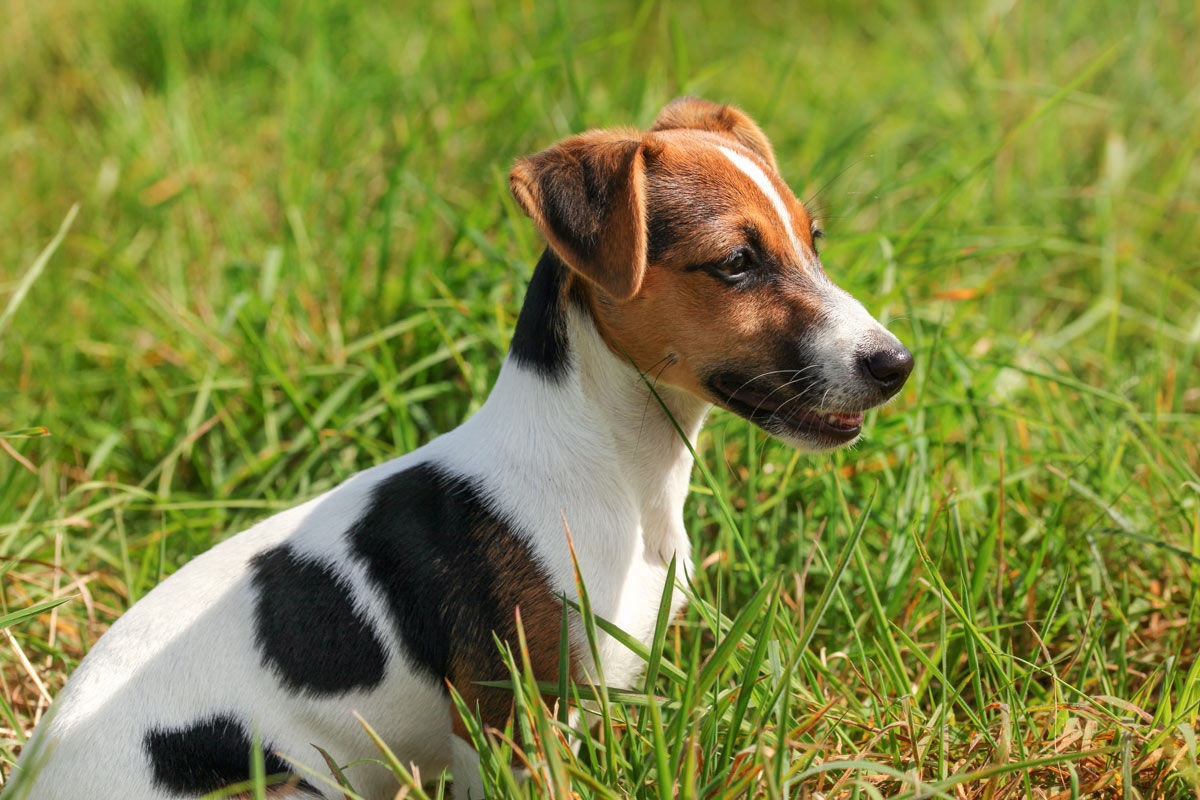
[509,131,648,301]
[651,96,778,172]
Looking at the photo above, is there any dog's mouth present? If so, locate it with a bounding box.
[706,373,867,448]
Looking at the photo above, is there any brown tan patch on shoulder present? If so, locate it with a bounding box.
[347,464,576,746]
[449,524,575,744]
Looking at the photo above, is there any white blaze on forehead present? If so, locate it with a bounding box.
[716,144,807,264]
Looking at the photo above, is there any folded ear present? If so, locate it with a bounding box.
[509,131,648,301]
[651,96,777,172]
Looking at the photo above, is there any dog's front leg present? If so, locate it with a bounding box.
[450,734,486,800]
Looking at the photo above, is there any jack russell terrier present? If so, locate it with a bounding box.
[9,97,912,799]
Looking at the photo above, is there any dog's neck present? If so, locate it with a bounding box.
[456,250,709,558]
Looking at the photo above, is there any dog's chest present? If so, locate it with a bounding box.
[522,496,690,689]
[588,538,689,689]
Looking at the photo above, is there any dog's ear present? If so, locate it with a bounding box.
[651,96,777,172]
[509,131,648,301]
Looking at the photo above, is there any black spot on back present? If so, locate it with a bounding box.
[144,714,316,797]
[508,248,571,380]
[250,544,387,696]
[347,463,557,687]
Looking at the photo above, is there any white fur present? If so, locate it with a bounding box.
[450,736,485,800]
[11,308,706,799]
[808,284,906,410]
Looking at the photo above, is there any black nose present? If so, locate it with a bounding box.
[860,344,913,396]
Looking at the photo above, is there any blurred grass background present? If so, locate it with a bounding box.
[2,0,1199,796]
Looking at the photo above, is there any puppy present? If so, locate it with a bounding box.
[9,97,911,800]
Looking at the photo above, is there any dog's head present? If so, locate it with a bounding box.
[510,97,912,452]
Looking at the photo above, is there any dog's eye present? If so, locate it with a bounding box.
[689,249,755,283]
[714,250,750,278]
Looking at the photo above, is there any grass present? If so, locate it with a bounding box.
[2,0,1199,796]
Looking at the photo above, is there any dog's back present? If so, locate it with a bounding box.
[17,457,455,798]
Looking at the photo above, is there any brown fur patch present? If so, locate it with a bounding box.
[581,125,827,401]
[509,98,829,402]
[651,96,780,172]
[350,465,578,769]
[510,129,648,301]
[510,99,830,405]
[448,531,574,745]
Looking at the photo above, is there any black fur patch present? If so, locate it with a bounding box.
[347,462,555,686]
[508,248,572,380]
[250,544,388,695]
[144,714,316,796]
